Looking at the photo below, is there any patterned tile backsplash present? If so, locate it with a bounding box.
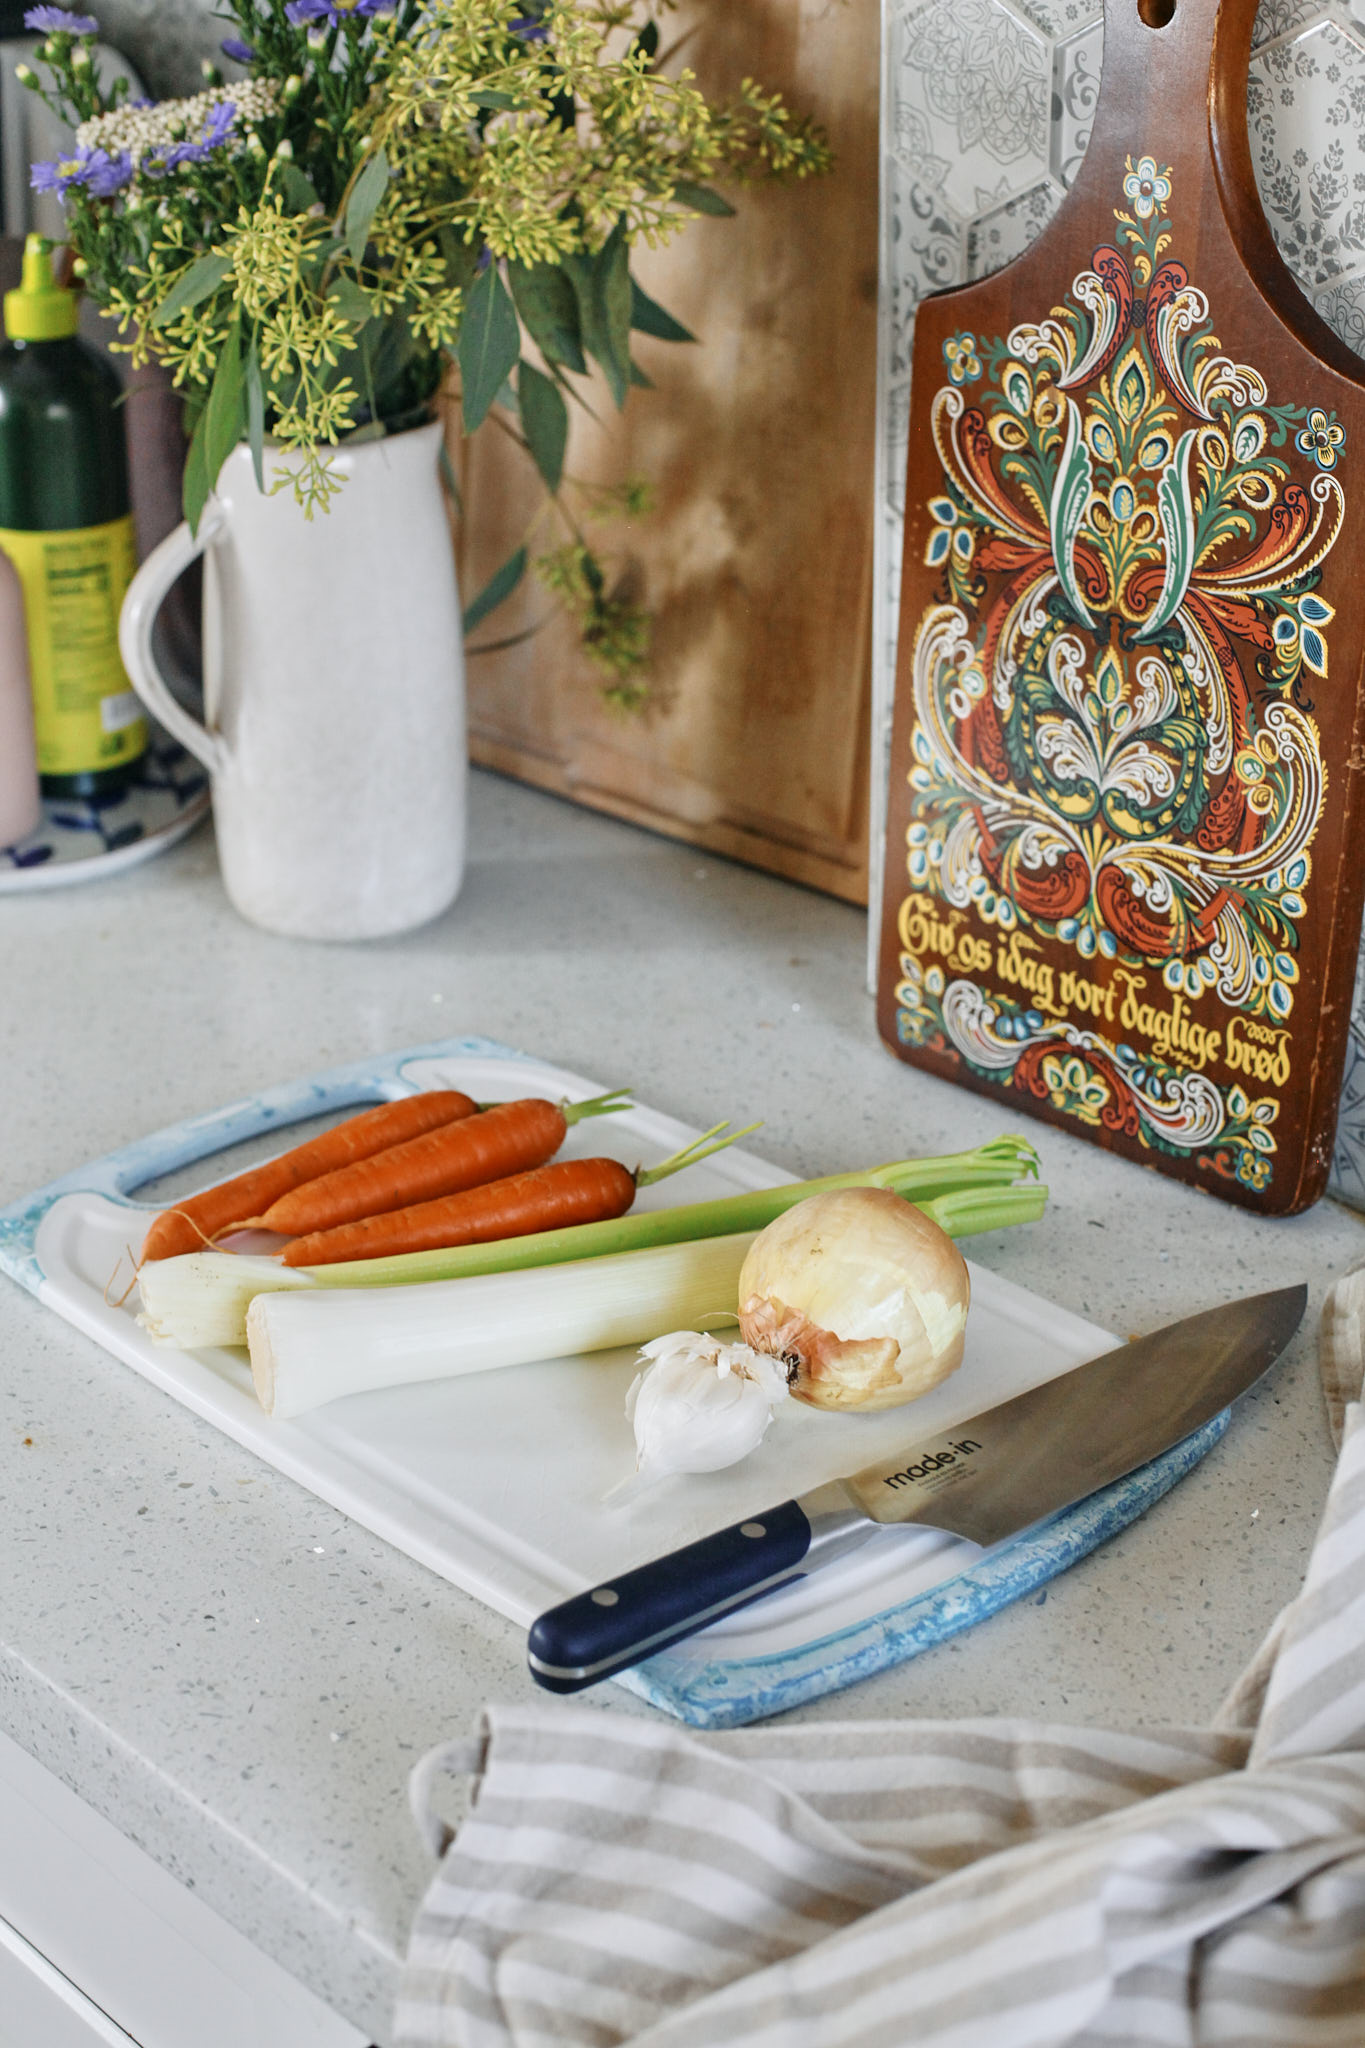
[874,0,1365,1211]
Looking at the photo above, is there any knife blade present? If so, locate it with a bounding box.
[527,1282,1306,1694]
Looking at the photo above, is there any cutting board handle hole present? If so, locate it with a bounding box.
[1137,0,1176,24]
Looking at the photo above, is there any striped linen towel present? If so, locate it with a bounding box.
[395,1283,1365,2047]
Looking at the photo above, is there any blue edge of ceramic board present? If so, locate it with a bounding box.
[0,1034,1230,1731]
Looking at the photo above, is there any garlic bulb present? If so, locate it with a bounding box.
[737,1187,969,1412]
[617,1329,790,1492]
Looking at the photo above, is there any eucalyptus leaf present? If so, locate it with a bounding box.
[471,89,518,108]
[182,405,211,537]
[518,360,568,493]
[507,261,585,374]
[628,358,653,389]
[344,145,389,264]
[202,321,245,501]
[152,251,231,329]
[327,275,373,325]
[563,223,631,408]
[458,264,521,433]
[437,226,479,294]
[277,162,320,213]
[671,179,736,217]
[630,278,694,344]
[462,544,528,634]
[438,441,462,514]
[342,420,387,444]
[245,335,265,492]
[598,225,632,408]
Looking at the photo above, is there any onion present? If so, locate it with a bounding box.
[736,1187,969,1411]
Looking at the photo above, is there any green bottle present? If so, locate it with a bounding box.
[0,235,144,797]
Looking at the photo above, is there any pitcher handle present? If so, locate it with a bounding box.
[118,510,226,777]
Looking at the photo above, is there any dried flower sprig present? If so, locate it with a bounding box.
[19,0,831,701]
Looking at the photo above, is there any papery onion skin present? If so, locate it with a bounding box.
[736,1187,970,1412]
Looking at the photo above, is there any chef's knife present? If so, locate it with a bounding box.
[527,1283,1306,1693]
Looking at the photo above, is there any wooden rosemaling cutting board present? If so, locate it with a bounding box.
[877,0,1365,1216]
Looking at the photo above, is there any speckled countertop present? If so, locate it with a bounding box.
[2,769,1362,2043]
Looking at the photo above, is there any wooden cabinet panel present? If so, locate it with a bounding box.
[451,0,879,903]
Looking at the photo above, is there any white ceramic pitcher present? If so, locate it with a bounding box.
[119,421,466,941]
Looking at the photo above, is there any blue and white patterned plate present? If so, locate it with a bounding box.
[0,734,209,893]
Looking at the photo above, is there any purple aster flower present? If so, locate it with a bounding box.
[220,38,255,64]
[30,145,132,197]
[509,15,549,39]
[82,146,133,195]
[24,7,100,32]
[284,0,393,22]
[159,99,238,169]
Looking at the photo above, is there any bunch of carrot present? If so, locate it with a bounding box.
[140,1088,749,1269]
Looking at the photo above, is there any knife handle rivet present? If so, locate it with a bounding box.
[740,1522,767,1539]
[590,1588,619,1607]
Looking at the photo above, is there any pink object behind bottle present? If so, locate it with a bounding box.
[0,541,40,847]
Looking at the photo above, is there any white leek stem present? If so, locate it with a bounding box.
[138,1253,315,1350]
[246,1232,755,1419]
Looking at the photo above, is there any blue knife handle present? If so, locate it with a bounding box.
[527,1499,813,1693]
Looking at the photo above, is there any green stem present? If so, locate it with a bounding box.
[634,1120,762,1187]
[915,1183,1049,1239]
[302,1136,1042,1289]
[562,1089,634,1125]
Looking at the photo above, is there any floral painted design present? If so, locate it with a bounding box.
[894,955,1280,1191]
[943,332,981,384]
[1121,153,1170,219]
[902,157,1338,1034]
[1296,406,1346,470]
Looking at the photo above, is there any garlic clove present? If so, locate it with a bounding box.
[613,1330,789,1498]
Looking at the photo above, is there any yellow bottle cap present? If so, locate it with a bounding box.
[4,235,78,342]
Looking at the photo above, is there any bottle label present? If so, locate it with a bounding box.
[0,517,145,776]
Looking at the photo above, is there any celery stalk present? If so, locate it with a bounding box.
[916,1183,1049,1238]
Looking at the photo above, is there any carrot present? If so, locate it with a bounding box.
[258,1090,632,1238]
[278,1122,756,1267]
[140,1090,479,1262]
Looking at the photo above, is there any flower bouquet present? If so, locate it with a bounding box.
[19,1,829,700]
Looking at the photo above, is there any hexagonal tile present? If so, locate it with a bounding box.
[1252,0,1331,51]
[883,150,966,381]
[1248,20,1365,288]
[1052,19,1103,188]
[1008,0,1101,35]
[887,0,1052,220]
[965,177,1064,279]
[1315,268,1365,347]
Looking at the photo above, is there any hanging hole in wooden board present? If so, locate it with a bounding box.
[1138,0,1176,24]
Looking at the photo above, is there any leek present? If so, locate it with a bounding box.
[248,1231,757,1418]
[138,1253,314,1350]
[136,1138,1044,1355]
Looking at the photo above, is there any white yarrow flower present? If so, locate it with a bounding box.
[76,79,279,175]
